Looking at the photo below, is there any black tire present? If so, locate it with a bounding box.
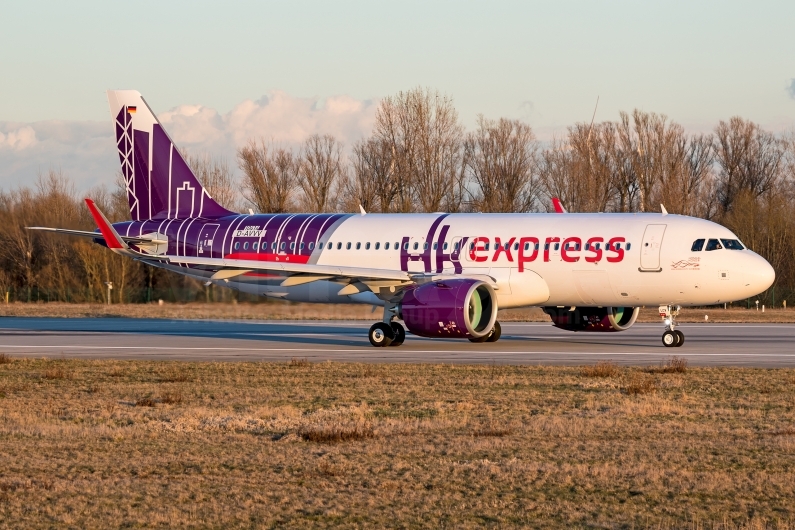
[369,322,394,347]
[486,321,502,343]
[662,330,677,348]
[468,334,489,343]
[389,322,406,346]
[674,330,685,347]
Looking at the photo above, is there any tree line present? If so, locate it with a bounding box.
[1,87,793,306]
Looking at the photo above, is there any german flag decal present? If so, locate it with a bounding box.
[127,106,137,114]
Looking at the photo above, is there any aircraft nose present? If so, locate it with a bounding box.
[745,253,775,294]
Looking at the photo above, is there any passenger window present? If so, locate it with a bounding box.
[413,242,419,250]
[365,242,370,250]
[404,243,409,250]
[535,243,539,250]
[626,243,631,251]
[271,242,277,250]
[691,239,705,252]
[595,243,600,250]
[243,242,249,250]
[384,242,389,250]
[289,242,295,250]
[513,242,518,251]
[606,243,611,250]
[433,242,437,250]
[615,243,620,250]
[469,242,475,250]
[423,242,428,250]
[524,242,530,251]
[395,242,399,250]
[347,242,352,250]
[234,242,240,250]
[454,242,459,250]
[705,239,722,251]
[444,242,448,250]
[308,242,314,250]
[300,242,305,250]
[374,242,379,250]
[356,242,361,250]
[554,243,559,251]
[544,243,549,250]
[337,242,342,250]
[721,239,744,250]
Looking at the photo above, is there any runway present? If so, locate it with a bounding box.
[2,317,794,366]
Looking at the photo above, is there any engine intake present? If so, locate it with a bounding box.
[543,306,639,332]
[399,279,498,339]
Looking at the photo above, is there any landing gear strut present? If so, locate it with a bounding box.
[660,305,684,348]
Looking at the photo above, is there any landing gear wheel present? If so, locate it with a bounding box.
[369,322,394,347]
[389,322,406,347]
[674,330,685,347]
[486,321,501,343]
[468,334,489,343]
[662,330,677,348]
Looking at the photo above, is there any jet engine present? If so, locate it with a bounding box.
[543,306,640,332]
[399,279,498,339]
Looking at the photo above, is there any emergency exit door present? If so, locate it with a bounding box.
[640,224,666,271]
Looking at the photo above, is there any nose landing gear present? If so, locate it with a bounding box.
[660,305,685,347]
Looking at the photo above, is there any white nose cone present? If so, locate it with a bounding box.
[747,254,775,295]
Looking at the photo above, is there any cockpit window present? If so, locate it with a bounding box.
[721,239,744,250]
[705,238,723,251]
[691,239,705,252]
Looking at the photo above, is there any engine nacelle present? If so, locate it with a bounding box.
[399,279,498,339]
[543,306,640,332]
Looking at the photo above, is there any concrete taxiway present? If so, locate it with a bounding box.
[1,317,794,367]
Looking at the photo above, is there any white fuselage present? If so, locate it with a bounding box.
[162,212,774,309]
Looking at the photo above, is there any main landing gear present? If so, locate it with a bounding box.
[659,305,685,348]
[368,321,405,347]
[468,321,501,343]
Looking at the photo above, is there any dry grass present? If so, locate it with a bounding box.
[3,301,795,323]
[580,360,621,378]
[648,355,689,374]
[42,367,67,380]
[0,353,11,365]
[289,357,310,368]
[1,358,795,527]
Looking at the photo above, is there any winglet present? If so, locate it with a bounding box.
[661,204,668,216]
[552,197,567,214]
[84,199,128,250]
[359,204,367,216]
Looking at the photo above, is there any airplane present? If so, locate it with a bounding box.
[29,90,776,348]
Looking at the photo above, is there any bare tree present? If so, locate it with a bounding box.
[714,117,784,214]
[186,153,239,212]
[373,87,464,212]
[237,140,297,213]
[347,138,398,213]
[298,135,344,212]
[465,116,539,212]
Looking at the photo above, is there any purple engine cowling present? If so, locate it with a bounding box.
[543,306,640,332]
[399,279,498,339]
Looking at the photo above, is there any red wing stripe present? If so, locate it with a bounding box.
[85,199,124,249]
[224,252,310,264]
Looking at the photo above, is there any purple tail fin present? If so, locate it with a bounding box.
[108,90,234,221]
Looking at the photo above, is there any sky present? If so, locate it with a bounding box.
[1,0,794,192]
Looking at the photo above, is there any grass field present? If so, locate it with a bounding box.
[1,355,794,528]
[1,301,794,323]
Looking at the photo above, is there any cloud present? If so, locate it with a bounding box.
[0,91,378,192]
[788,79,795,100]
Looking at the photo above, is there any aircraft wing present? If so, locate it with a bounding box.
[26,227,167,246]
[167,255,498,297]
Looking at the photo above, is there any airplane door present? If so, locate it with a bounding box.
[197,223,220,258]
[640,224,666,271]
